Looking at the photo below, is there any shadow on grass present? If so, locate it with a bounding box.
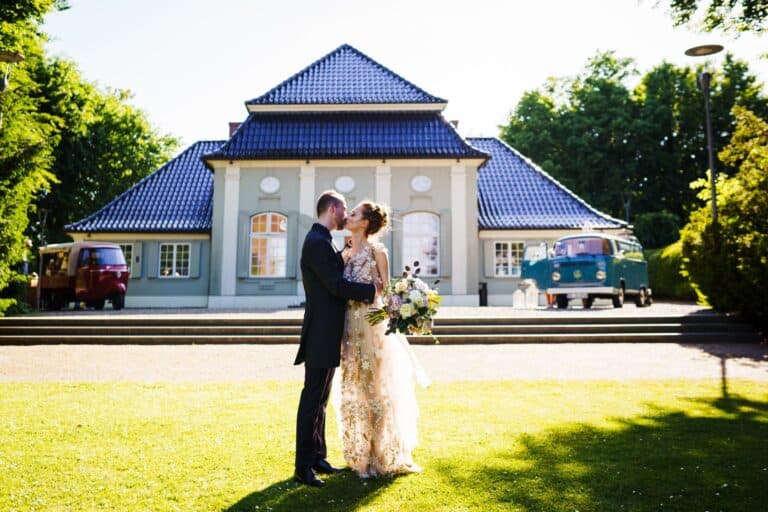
[433,395,768,512]
[224,470,395,512]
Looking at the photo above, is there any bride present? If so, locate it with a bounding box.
[335,200,430,478]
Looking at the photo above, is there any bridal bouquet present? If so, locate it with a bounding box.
[366,260,442,337]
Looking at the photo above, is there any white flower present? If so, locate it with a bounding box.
[408,289,423,303]
[394,280,408,294]
[414,278,429,292]
[399,303,415,318]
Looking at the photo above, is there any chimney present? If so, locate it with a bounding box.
[229,122,242,137]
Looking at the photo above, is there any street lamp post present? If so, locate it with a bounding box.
[685,44,724,225]
[0,50,25,130]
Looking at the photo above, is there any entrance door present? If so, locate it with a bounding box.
[521,243,550,289]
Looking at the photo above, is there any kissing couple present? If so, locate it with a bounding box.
[294,190,430,487]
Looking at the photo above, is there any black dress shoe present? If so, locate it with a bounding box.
[313,459,342,474]
[294,467,324,487]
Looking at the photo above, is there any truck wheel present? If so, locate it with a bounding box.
[582,296,594,309]
[612,286,624,308]
[49,292,65,311]
[634,288,648,307]
[556,295,569,309]
[92,300,105,310]
[112,294,125,311]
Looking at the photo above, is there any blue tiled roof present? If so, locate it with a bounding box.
[66,141,224,233]
[469,137,627,230]
[204,112,488,161]
[246,44,446,106]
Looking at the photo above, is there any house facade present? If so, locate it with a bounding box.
[67,45,627,308]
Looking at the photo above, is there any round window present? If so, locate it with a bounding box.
[260,176,280,194]
[410,175,432,192]
[335,175,355,193]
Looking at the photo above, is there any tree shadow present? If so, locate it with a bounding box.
[432,395,768,511]
[224,470,396,512]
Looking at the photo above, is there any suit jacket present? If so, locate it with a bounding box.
[294,223,375,368]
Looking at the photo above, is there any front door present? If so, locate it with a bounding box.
[521,243,550,289]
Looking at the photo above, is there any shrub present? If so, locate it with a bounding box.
[680,106,768,327]
[645,241,697,301]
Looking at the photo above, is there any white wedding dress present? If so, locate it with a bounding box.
[333,242,430,478]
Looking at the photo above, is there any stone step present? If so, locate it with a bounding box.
[0,322,754,337]
[0,330,760,345]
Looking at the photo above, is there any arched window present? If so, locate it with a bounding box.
[402,212,439,276]
[250,212,287,277]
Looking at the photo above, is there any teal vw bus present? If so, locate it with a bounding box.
[522,234,652,309]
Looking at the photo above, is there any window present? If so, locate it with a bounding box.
[402,212,439,276]
[159,243,190,278]
[119,244,133,267]
[250,212,287,277]
[494,241,524,277]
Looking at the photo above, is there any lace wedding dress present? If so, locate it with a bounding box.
[334,242,429,478]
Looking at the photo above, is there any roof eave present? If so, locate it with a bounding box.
[244,102,448,113]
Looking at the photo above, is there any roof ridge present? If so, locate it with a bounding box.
[476,137,626,227]
[245,44,445,105]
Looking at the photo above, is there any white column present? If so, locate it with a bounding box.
[375,164,391,206]
[297,165,316,296]
[221,165,240,296]
[451,163,467,294]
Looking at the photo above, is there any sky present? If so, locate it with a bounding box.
[42,0,768,147]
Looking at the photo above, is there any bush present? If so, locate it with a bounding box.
[633,211,681,249]
[680,106,768,327]
[645,241,697,301]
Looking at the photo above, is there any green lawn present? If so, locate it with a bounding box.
[1,380,766,511]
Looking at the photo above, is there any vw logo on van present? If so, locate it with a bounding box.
[573,269,582,279]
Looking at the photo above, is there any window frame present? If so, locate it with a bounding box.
[493,241,524,278]
[402,211,440,277]
[249,212,288,278]
[158,242,191,279]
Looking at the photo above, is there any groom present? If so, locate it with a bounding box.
[294,190,379,487]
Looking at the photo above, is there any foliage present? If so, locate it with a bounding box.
[645,241,698,300]
[30,58,178,244]
[633,210,682,249]
[681,106,768,325]
[501,52,768,223]
[665,0,767,33]
[1,380,766,511]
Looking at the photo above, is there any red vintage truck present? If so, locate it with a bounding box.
[38,242,129,310]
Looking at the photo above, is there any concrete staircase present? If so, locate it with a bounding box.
[0,312,761,344]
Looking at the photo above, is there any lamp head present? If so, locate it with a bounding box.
[0,51,25,63]
[684,44,724,57]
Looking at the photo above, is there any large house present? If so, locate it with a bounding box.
[66,44,627,308]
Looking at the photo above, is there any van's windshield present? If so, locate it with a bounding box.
[81,247,126,266]
[554,237,612,257]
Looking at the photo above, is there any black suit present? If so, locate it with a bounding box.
[294,223,374,471]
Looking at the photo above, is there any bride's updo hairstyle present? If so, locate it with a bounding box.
[360,201,390,237]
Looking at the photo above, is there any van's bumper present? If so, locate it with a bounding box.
[547,286,616,296]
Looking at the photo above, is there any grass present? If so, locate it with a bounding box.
[1,380,767,511]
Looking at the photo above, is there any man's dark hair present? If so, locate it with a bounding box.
[316,190,344,218]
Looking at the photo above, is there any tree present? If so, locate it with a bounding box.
[665,0,767,34]
[30,58,178,244]
[680,106,768,326]
[500,52,768,231]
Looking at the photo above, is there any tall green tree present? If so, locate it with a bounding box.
[665,0,767,33]
[500,52,768,231]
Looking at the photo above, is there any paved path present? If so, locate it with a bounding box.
[1,343,766,382]
[2,302,765,382]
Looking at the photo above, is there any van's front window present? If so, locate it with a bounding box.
[554,238,611,257]
[91,248,126,266]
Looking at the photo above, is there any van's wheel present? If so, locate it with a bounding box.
[582,296,594,309]
[635,288,648,307]
[93,299,105,311]
[612,286,624,308]
[49,292,65,311]
[556,295,569,309]
[112,294,124,311]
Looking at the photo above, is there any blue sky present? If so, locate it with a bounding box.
[43,0,767,147]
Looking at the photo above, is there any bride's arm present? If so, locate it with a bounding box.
[374,247,389,288]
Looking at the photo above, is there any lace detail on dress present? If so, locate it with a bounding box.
[337,242,421,478]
